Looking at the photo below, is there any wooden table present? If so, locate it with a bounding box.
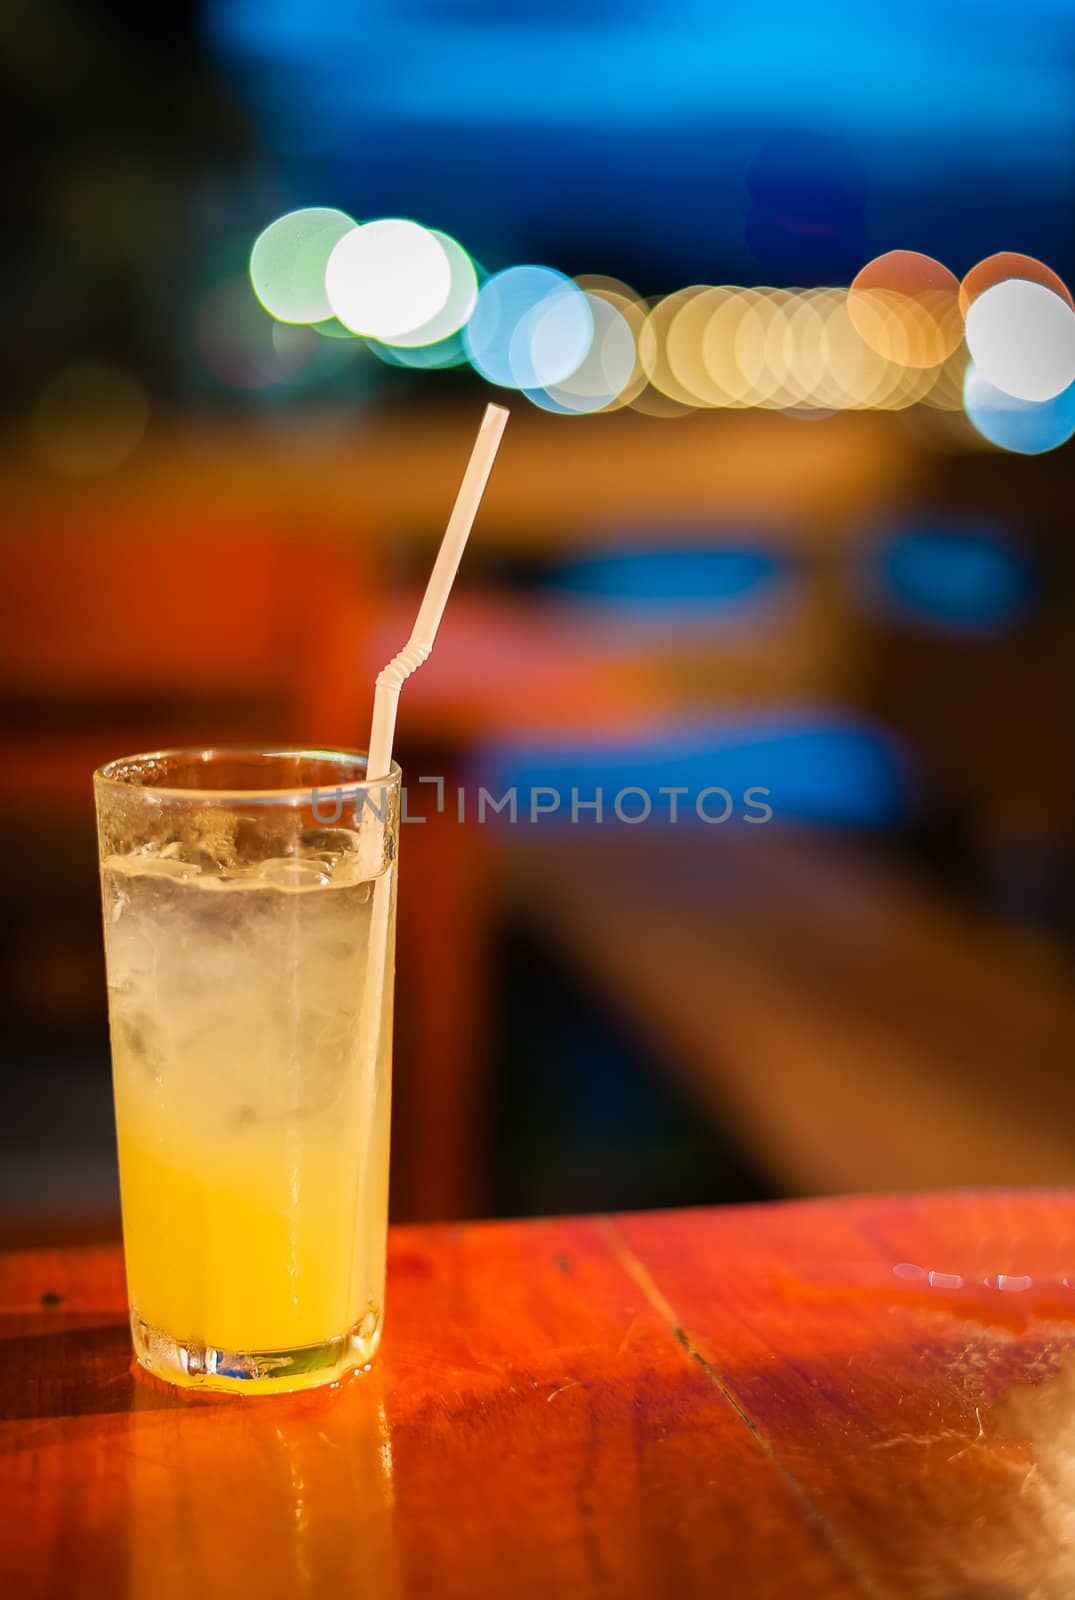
[3,1191,1075,1598]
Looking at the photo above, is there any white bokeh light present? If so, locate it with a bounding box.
[383,231,478,348]
[325,220,452,341]
[965,278,1075,403]
[527,295,636,414]
[517,289,594,389]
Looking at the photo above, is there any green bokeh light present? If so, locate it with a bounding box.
[250,207,357,325]
[310,316,361,340]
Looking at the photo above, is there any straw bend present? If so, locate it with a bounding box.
[363,401,508,785]
[376,640,432,694]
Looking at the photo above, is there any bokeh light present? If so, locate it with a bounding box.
[368,329,470,370]
[964,279,1075,402]
[249,207,356,324]
[630,296,703,416]
[876,358,938,412]
[818,291,925,409]
[848,251,963,369]
[640,287,714,406]
[310,317,360,340]
[464,267,593,389]
[573,275,643,305]
[549,545,786,623]
[702,288,767,407]
[325,219,451,341]
[918,345,968,411]
[769,290,828,409]
[779,290,834,409]
[524,293,636,414]
[735,288,806,408]
[959,253,1073,318]
[963,362,1075,454]
[240,207,1075,434]
[666,287,732,406]
[574,279,648,411]
[526,290,595,390]
[382,230,478,348]
[31,362,149,477]
[871,524,1035,633]
[478,715,912,830]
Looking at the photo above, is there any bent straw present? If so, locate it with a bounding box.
[347,404,508,1303]
[366,401,510,786]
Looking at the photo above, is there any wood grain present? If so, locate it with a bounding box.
[3,1194,1075,1598]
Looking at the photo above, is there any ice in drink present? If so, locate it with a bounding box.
[100,822,393,1393]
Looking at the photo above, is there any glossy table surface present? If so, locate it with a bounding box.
[3,1191,1075,1599]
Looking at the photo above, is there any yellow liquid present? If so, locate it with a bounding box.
[102,846,393,1388]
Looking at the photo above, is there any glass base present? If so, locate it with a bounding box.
[131,1308,382,1395]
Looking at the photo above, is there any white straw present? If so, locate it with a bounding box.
[347,404,508,1257]
[366,401,510,784]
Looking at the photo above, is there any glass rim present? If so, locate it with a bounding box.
[93,745,402,804]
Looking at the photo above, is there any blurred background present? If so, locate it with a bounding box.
[3,0,1075,1242]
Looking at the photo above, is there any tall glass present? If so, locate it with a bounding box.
[94,748,401,1394]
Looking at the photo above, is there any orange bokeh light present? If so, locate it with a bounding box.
[848,250,963,369]
[958,252,1074,318]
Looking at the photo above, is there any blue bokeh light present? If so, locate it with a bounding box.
[464,267,593,390]
[525,294,636,414]
[467,711,916,830]
[547,544,787,625]
[963,363,1075,455]
[868,521,1035,635]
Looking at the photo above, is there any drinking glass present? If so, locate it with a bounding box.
[95,748,400,1394]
